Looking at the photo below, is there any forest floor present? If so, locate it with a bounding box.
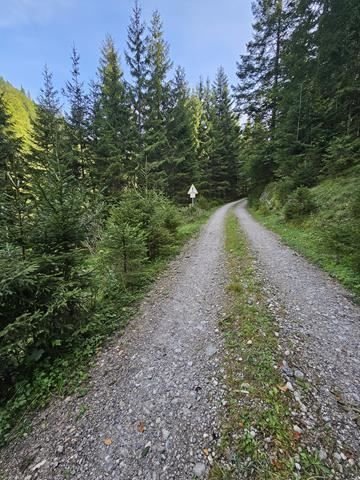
[0,201,359,479]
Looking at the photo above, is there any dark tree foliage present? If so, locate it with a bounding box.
[210,67,240,201]
[92,36,136,194]
[0,92,28,258]
[236,0,360,193]
[30,66,63,168]
[63,47,90,180]
[125,1,148,149]
[194,78,214,198]
[166,67,197,203]
[142,10,172,190]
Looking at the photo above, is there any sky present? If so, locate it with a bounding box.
[0,0,253,99]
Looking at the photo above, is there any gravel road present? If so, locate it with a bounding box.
[235,200,360,466]
[1,200,359,479]
[0,204,232,480]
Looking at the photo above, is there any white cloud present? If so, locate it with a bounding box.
[0,0,73,27]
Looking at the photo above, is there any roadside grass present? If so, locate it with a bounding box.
[251,209,360,301]
[251,169,360,300]
[210,211,329,480]
[0,206,212,448]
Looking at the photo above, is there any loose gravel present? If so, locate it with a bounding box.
[234,200,360,475]
[0,204,232,480]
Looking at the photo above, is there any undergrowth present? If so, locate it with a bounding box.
[252,169,360,300]
[0,203,212,448]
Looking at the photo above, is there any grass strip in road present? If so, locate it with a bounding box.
[210,211,328,480]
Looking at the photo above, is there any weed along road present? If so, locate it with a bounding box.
[1,201,360,479]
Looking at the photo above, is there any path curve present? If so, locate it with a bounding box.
[0,203,233,480]
[234,200,360,456]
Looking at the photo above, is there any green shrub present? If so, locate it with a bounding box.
[324,135,360,176]
[113,189,182,259]
[93,189,183,300]
[319,190,360,271]
[96,208,148,292]
[283,187,317,220]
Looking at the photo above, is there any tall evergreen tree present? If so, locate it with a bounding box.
[142,10,172,190]
[125,1,148,146]
[194,78,214,198]
[29,67,89,322]
[234,0,289,183]
[234,0,287,126]
[0,93,28,257]
[30,66,63,169]
[63,47,90,179]
[0,93,17,189]
[92,36,135,194]
[210,67,240,201]
[166,67,197,202]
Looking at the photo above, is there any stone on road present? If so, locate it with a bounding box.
[0,204,233,480]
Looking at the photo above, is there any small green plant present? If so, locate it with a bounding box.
[283,187,317,220]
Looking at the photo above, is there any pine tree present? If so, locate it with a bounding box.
[315,0,360,174]
[0,93,17,189]
[28,68,90,343]
[30,66,63,169]
[234,0,288,183]
[63,47,90,179]
[92,36,135,194]
[142,10,172,190]
[193,78,214,198]
[125,1,148,148]
[240,120,271,196]
[166,67,197,202]
[234,0,287,127]
[272,0,322,185]
[210,67,240,201]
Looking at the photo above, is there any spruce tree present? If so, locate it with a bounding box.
[28,67,89,342]
[125,1,148,148]
[166,67,197,202]
[142,10,172,190]
[0,93,17,190]
[30,66,63,169]
[210,67,240,201]
[234,0,287,127]
[0,92,28,257]
[93,36,135,194]
[194,78,214,198]
[234,0,288,183]
[63,47,90,179]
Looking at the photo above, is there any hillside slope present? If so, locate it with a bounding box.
[253,167,360,298]
[0,77,36,146]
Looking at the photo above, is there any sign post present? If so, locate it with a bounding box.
[187,184,198,207]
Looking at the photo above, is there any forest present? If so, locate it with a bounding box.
[1,0,359,443]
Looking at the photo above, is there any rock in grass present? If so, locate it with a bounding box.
[193,462,206,477]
